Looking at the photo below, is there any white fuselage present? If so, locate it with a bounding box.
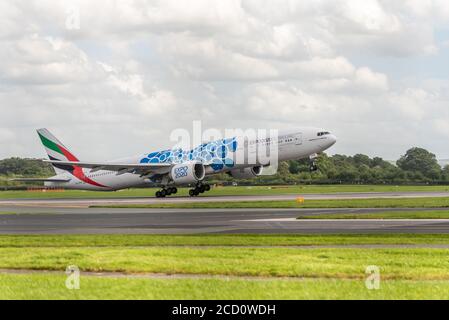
[45,127,336,190]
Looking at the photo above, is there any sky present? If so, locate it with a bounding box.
[1,0,449,161]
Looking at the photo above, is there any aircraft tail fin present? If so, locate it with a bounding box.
[37,129,79,174]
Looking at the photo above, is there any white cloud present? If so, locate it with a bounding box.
[286,56,355,79]
[389,88,434,121]
[354,67,389,92]
[246,84,327,121]
[161,35,280,80]
[0,0,449,160]
[341,0,402,33]
[0,34,102,86]
[434,119,449,136]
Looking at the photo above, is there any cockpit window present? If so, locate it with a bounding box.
[317,132,331,137]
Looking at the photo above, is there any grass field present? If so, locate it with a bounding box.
[298,210,449,219]
[0,234,448,299]
[1,274,448,300]
[1,234,449,247]
[1,188,449,300]
[1,184,449,199]
[94,197,449,209]
[1,246,449,279]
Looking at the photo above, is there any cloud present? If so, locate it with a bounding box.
[434,119,449,136]
[161,35,280,80]
[0,0,448,161]
[354,67,389,92]
[0,34,97,85]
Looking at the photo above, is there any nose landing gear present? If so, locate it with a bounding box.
[309,153,319,172]
[309,162,318,172]
[189,183,211,197]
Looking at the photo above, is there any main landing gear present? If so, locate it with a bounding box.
[154,183,212,198]
[189,183,211,197]
[155,186,178,198]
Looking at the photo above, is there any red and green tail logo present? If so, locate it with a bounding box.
[37,129,107,188]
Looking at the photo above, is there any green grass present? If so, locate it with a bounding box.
[1,234,449,299]
[2,234,449,247]
[95,197,449,209]
[298,210,449,220]
[1,184,449,199]
[0,246,448,280]
[1,274,448,300]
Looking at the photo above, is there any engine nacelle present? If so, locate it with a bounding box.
[229,166,263,179]
[170,162,206,185]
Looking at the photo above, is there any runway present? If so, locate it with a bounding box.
[1,191,448,208]
[0,206,448,234]
[0,191,448,234]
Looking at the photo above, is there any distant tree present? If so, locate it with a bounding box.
[0,158,54,177]
[406,170,426,182]
[442,165,449,182]
[335,166,359,182]
[397,148,441,180]
[383,166,406,182]
[287,160,301,174]
[277,161,293,181]
[371,157,384,168]
[331,154,349,167]
[316,153,336,174]
[353,154,372,167]
[358,164,372,182]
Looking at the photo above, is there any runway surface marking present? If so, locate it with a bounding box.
[241,218,449,222]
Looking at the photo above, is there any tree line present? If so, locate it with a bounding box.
[0,157,54,177]
[1,147,449,186]
[213,147,449,185]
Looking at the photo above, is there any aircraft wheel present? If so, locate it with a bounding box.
[160,189,167,197]
[172,187,178,194]
[189,189,195,197]
[204,184,211,192]
[199,185,206,193]
[193,189,200,196]
[165,188,172,196]
[155,191,162,198]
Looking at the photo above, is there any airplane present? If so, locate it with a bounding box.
[16,128,336,197]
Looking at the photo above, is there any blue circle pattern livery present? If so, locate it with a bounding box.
[140,137,238,171]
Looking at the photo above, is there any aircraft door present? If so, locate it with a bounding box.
[294,133,303,145]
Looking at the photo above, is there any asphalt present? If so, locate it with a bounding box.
[0,206,448,234]
[0,191,448,234]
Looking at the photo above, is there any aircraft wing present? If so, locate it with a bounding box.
[43,160,173,175]
[12,178,72,183]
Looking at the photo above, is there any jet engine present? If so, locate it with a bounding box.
[170,162,206,185]
[229,166,263,179]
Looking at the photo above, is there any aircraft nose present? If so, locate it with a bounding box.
[328,134,337,146]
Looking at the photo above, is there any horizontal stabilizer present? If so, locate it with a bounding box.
[43,160,173,175]
[12,178,71,183]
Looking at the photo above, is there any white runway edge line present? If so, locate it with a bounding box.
[240,218,449,222]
